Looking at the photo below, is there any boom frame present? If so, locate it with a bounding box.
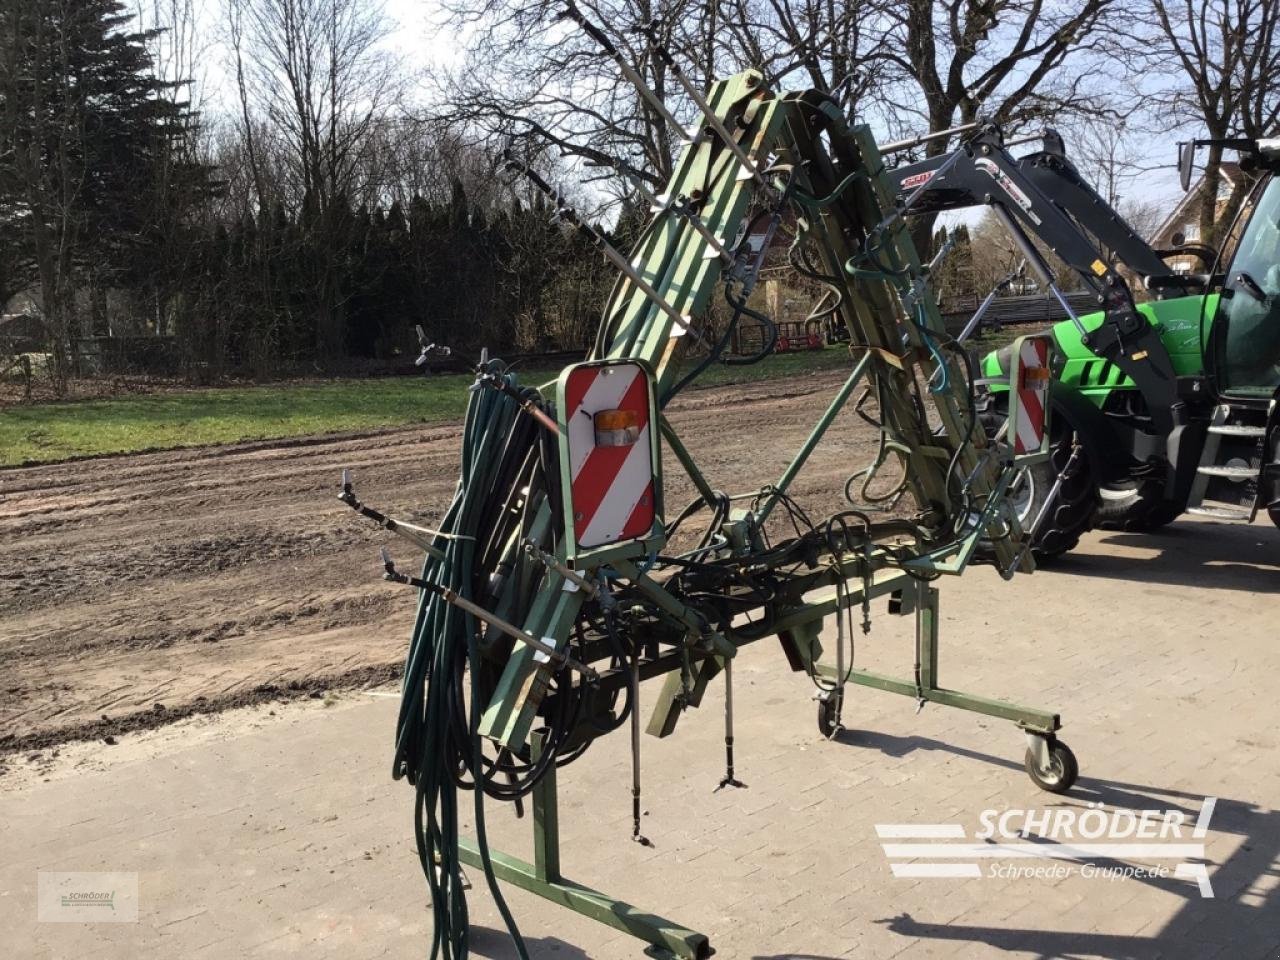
[441,78,1068,959]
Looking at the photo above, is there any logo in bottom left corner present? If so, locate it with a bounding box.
[38,871,139,923]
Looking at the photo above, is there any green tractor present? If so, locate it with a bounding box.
[978,140,1280,557]
[894,128,1280,558]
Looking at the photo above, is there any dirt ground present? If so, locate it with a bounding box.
[0,367,886,756]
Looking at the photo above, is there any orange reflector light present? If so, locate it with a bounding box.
[594,408,641,447]
[1022,366,1051,386]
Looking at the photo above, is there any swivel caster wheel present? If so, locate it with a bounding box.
[817,690,844,739]
[1024,735,1078,794]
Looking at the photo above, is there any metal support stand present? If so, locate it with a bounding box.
[630,653,652,846]
[457,732,712,960]
[814,583,1060,735]
[456,577,1064,959]
[716,659,746,790]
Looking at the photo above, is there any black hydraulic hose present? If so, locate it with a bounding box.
[720,287,779,366]
[663,205,782,401]
[665,281,779,400]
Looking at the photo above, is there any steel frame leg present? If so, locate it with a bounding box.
[815,582,1061,735]
[456,732,712,960]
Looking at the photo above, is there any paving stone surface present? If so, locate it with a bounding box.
[3,518,1279,960]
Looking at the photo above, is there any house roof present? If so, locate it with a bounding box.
[1151,162,1244,242]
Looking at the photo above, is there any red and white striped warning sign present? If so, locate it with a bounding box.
[563,362,657,549]
[1014,336,1051,455]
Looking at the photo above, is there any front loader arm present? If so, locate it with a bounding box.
[896,125,1187,447]
[1018,132,1187,288]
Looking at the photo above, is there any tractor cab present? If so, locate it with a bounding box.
[1177,137,1280,526]
[1176,137,1280,402]
[1206,170,1280,400]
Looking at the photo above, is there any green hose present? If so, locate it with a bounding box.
[395,363,535,960]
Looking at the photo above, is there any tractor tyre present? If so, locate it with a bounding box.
[1265,403,1280,530]
[1019,426,1098,562]
[976,401,1096,563]
[1094,477,1182,532]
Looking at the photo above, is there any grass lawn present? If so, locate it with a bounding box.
[0,349,854,467]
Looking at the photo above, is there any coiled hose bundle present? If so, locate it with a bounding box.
[393,363,547,960]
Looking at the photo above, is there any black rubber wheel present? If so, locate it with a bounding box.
[1264,401,1280,529]
[1095,477,1181,531]
[1024,739,1079,794]
[817,694,842,738]
[975,394,1097,563]
[1018,418,1098,562]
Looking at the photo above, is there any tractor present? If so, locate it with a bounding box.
[978,139,1280,557]
[896,130,1280,557]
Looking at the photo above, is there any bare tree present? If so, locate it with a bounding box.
[1148,0,1280,242]
[133,0,209,108]
[881,0,1120,149]
[1062,113,1147,208]
[1118,195,1166,239]
[431,0,710,192]
[356,119,513,212]
[706,0,891,117]
[224,0,402,359]
[428,0,1126,237]
[968,206,1085,293]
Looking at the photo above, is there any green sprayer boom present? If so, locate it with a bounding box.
[340,15,1077,958]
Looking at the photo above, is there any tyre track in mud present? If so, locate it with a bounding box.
[0,369,883,754]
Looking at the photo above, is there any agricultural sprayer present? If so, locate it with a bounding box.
[339,9,1076,958]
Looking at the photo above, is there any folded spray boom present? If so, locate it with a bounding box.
[339,10,1073,959]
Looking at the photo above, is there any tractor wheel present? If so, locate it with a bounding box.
[1265,407,1280,530]
[1094,477,1182,531]
[1015,419,1098,562]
